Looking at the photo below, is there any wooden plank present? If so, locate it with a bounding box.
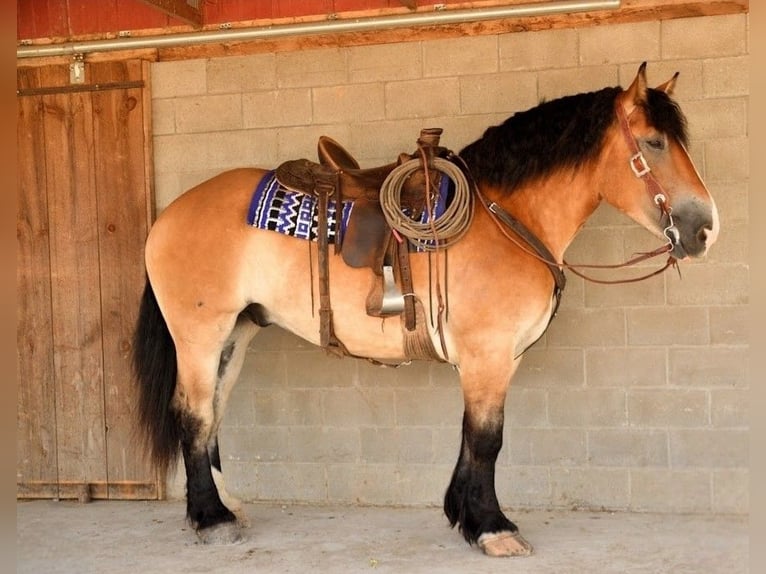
[41,65,108,490]
[17,480,159,501]
[90,60,156,492]
[137,0,203,27]
[16,68,59,491]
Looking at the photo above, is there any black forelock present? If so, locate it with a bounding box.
[643,87,689,148]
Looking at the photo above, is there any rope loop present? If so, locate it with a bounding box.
[379,157,473,251]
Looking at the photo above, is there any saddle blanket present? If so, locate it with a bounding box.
[247,170,451,250]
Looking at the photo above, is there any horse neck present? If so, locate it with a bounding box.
[494,168,603,262]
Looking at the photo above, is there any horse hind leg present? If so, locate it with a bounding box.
[208,314,260,528]
[444,362,533,557]
[175,312,259,544]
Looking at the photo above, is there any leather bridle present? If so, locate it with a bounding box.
[466,99,681,290]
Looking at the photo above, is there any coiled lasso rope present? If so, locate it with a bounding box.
[379,155,473,251]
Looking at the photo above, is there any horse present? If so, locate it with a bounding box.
[133,63,719,557]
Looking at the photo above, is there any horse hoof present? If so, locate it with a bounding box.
[478,531,534,557]
[197,521,243,545]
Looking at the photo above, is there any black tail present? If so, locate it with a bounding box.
[132,278,181,478]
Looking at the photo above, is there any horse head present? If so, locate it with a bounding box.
[602,62,719,260]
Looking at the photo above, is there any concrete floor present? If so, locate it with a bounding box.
[17,500,747,574]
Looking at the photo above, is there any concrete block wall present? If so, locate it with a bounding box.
[152,13,749,514]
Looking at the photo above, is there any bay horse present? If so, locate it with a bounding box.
[133,63,719,557]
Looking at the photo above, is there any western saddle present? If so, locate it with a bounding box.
[275,128,451,358]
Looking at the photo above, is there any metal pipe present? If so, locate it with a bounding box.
[17,0,620,59]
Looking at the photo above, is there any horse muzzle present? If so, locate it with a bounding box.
[665,198,719,259]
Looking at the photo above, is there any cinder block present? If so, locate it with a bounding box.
[357,359,432,388]
[394,387,463,426]
[256,462,327,501]
[514,348,584,387]
[587,429,668,467]
[669,429,748,468]
[667,264,747,306]
[669,347,749,388]
[712,469,749,514]
[323,388,396,427]
[550,467,630,510]
[708,181,749,225]
[710,388,749,428]
[151,98,175,135]
[661,15,747,60]
[508,428,587,466]
[546,307,626,347]
[390,464,448,506]
[548,389,627,427]
[151,59,206,98]
[360,427,433,464]
[348,42,422,83]
[585,347,667,387]
[579,22,660,66]
[432,426,462,465]
[584,276,666,308]
[174,94,243,133]
[682,98,747,140]
[627,389,708,427]
[254,389,324,426]
[325,463,399,504]
[565,228,627,265]
[703,56,749,97]
[537,65,618,101]
[240,350,286,388]
[423,36,498,77]
[243,88,312,128]
[630,468,711,512]
[276,124,353,163]
[206,129,277,169]
[704,222,747,265]
[207,53,277,94]
[221,427,287,463]
[460,71,537,115]
[285,350,356,388]
[506,387,549,427]
[384,78,460,119]
[499,28,577,71]
[288,427,360,463]
[495,466,551,507]
[704,137,749,181]
[626,307,708,346]
[152,133,207,173]
[709,306,748,346]
[275,47,347,87]
[313,83,385,124]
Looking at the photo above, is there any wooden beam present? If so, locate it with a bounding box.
[137,0,202,28]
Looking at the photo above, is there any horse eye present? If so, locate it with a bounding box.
[646,138,665,151]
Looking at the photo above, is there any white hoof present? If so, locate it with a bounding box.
[477,530,534,557]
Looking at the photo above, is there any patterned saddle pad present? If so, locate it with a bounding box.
[247,170,452,249]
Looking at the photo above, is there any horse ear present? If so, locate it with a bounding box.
[655,71,680,95]
[620,62,648,115]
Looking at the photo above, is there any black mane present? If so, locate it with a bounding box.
[459,85,688,191]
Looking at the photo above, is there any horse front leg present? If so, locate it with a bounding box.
[444,360,533,557]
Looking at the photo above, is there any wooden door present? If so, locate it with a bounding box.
[17,59,159,500]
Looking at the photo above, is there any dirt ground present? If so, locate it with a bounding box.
[17,500,747,573]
